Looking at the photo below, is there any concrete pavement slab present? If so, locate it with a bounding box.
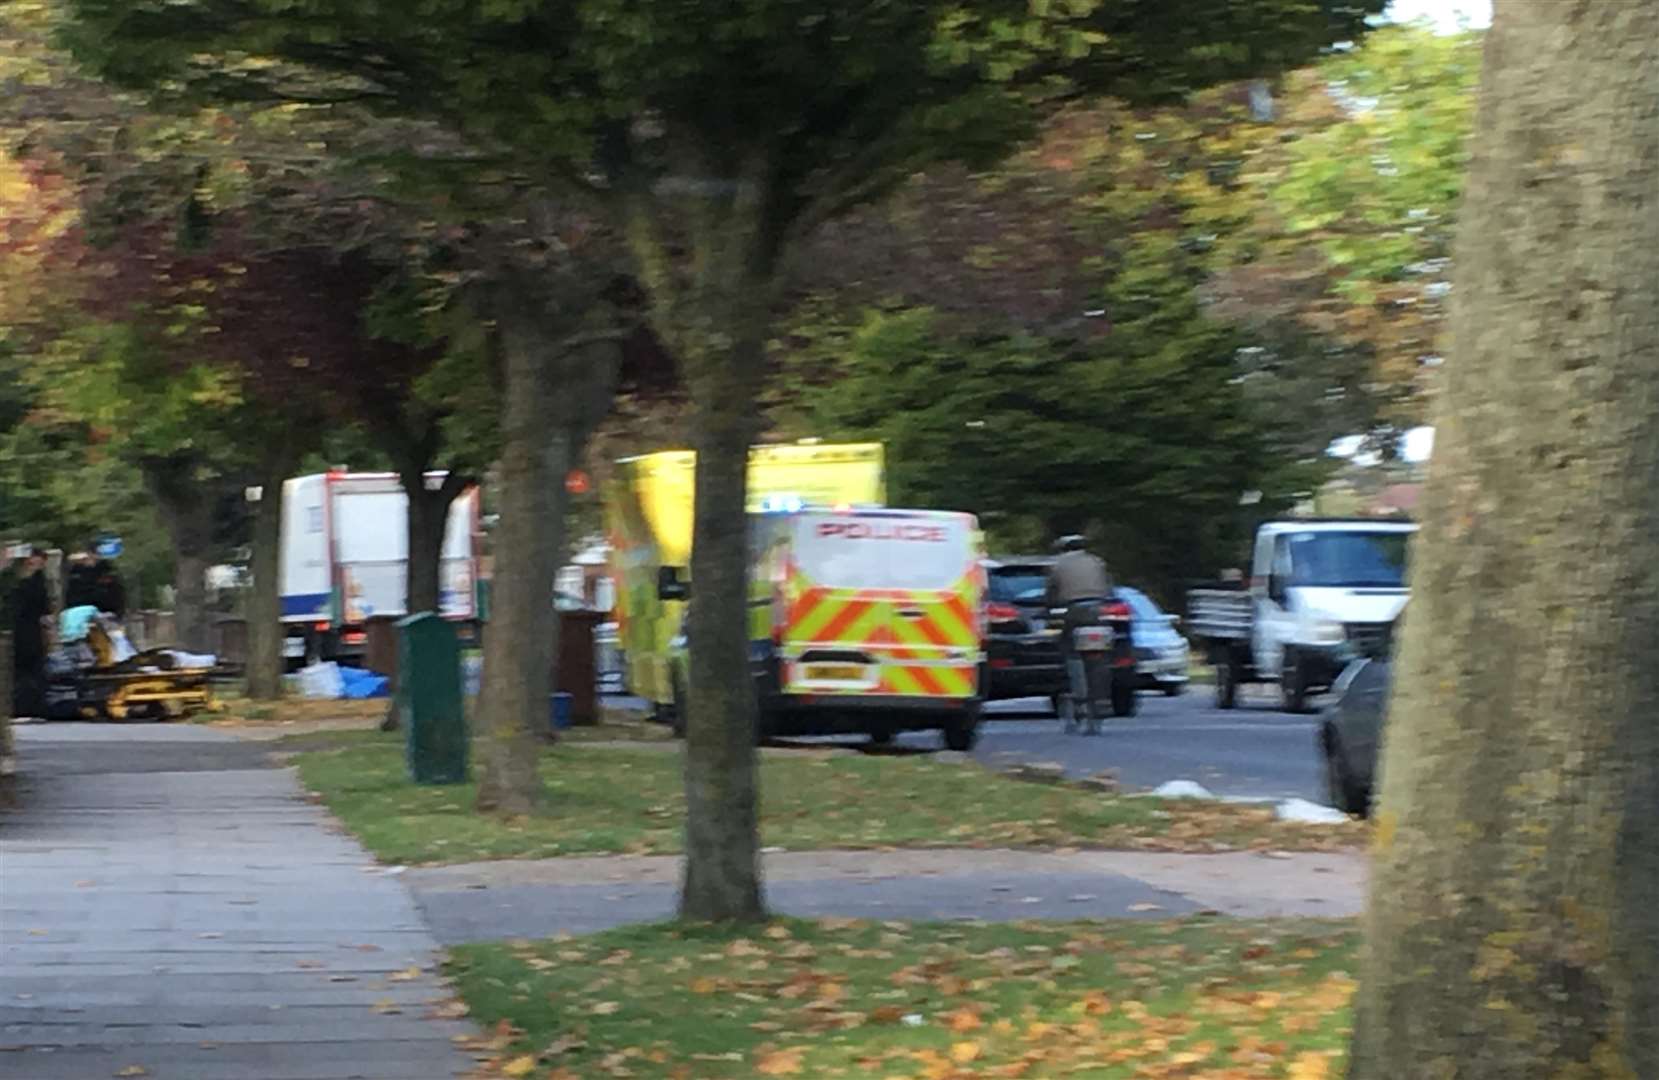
[1,724,481,1080]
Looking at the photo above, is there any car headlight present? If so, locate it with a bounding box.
[1310,618,1347,645]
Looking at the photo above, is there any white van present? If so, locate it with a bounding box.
[279,471,480,663]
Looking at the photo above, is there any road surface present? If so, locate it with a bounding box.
[899,687,1331,804]
[609,684,1334,805]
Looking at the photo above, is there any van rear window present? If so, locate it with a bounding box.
[795,515,972,589]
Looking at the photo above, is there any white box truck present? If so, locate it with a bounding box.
[279,471,481,664]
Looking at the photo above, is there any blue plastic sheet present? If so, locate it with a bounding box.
[339,666,391,699]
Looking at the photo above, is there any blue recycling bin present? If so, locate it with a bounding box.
[549,691,573,734]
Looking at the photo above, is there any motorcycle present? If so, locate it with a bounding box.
[1055,611,1115,735]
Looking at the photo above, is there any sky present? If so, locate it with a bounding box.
[1384,0,1491,32]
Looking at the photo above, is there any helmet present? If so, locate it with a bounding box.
[1054,534,1087,554]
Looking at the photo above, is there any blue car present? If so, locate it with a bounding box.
[1116,587,1191,696]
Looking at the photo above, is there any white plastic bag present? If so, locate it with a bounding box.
[296,661,346,700]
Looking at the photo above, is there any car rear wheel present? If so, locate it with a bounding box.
[1163,682,1183,697]
[1110,674,1138,718]
[1323,726,1369,816]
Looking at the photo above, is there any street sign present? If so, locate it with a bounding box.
[95,537,123,559]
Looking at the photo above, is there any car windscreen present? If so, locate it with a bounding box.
[1286,531,1410,589]
[988,568,1048,604]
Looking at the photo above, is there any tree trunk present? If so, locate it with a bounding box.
[1350,6,1659,1077]
[146,461,217,654]
[406,471,473,616]
[244,450,293,700]
[405,482,449,617]
[473,285,619,815]
[172,548,211,654]
[0,630,14,797]
[658,190,774,924]
[678,368,766,923]
[382,469,467,732]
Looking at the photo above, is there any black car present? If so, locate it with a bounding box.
[983,558,1135,714]
[1321,654,1389,816]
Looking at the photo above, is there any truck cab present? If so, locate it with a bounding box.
[1190,519,1414,712]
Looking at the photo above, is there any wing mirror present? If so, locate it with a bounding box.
[657,566,690,602]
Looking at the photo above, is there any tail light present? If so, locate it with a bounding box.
[313,620,332,632]
[1102,601,1131,620]
[985,602,1021,623]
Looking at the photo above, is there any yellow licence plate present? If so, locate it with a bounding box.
[805,664,865,681]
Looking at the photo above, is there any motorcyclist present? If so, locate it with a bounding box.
[1045,535,1113,725]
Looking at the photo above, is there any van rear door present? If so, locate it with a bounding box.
[779,511,983,701]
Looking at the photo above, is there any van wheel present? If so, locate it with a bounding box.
[669,675,687,738]
[867,730,894,747]
[1215,656,1238,710]
[1282,652,1311,714]
[943,705,980,752]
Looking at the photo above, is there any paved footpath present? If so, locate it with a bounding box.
[410,847,1366,943]
[1,724,482,1080]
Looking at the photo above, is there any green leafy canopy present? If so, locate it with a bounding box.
[58,0,1387,258]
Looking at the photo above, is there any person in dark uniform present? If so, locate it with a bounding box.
[11,551,49,719]
[66,548,127,618]
[65,552,98,609]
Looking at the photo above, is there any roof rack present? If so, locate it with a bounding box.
[1263,516,1416,526]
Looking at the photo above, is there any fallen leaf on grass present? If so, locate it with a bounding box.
[501,1055,538,1078]
[543,1034,588,1057]
[951,1041,981,1064]
[1288,1052,1332,1080]
[755,1048,805,1075]
[590,1000,621,1016]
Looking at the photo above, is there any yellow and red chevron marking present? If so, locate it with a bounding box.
[877,662,977,698]
[779,560,983,699]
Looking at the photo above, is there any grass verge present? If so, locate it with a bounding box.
[289,733,1363,864]
[446,917,1357,1079]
